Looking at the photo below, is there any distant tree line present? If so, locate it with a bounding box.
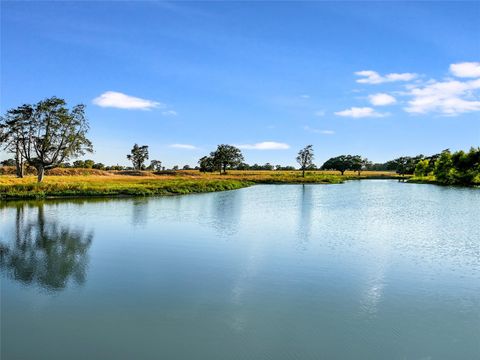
[197,145,371,177]
[359,148,479,185]
[2,98,478,185]
[237,163,296,171]
[2,136,478,185]
[413,148,480,185]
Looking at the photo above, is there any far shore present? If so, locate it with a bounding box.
[0,169,414,200]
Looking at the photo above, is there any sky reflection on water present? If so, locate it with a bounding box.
[1,181,479,359]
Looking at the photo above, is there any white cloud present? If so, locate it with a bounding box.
[385,73,417,82]
[335,107,388,118]
[369,93,397,106]
[237,141,290,150]
[314,110,326,117]
[303,126,335,135]
[169,144,197,150]
[299,94,310,99]
[450,62,480,78]
[355,70,417,84]
[320,130,335,135]
[93,91,163,110]
[347,63,480,116]
[162,110,178,116]
[405,78,480,115]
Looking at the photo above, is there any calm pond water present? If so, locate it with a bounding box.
[1,180,479,359]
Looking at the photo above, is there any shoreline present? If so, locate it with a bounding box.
[0,172,408,201]
[4,170,477,202]
[1,177,477,202]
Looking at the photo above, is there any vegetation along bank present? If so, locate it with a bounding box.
[1,96,479,200]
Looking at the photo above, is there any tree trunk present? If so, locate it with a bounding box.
[341,170,345,175]
[15,157,21,178]
[357,170,361,176]
[302,168,305,177]
[15,146,24,178]
[19,157,24,178]
[36,165,45,183]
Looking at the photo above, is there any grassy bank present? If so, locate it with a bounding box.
[0,170,403,200]
[408,175,480,186]
[0,175,253,200]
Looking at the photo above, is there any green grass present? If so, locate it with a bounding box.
[0,176,254,200]
[0,170,404,200]
[408,174,480,186]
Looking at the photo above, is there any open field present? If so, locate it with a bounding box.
[0,174,252,200]
[0,169,404,200]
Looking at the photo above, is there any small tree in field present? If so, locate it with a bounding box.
[198,156,216,172]
[127,144,149,170]
[148,160,162,171]
[0,107,29,178]
[211,144,244,174]
[349,155,371,175]
[1,97,93,182]
[84,159,95,169]
[296,145,314,177]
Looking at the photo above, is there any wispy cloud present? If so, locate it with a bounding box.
[355,70,417,84]
[303,126,335,135]
[169,144,198,150]
[405,78,480,115]
[237,141,290,150]
[93,91,163,110]
[335,107,388,118]
[369,93,397,106]
[299,94,310,99]
[348,63,480,116]
[450,62,480,78]
[314,110,326,117]
[162,110,178,116]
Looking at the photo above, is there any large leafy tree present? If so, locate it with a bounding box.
[389,156,423,177]
[349,156,372,175]
[1,97,93,182]
[198,155,216,172]
[433,150,453,183]
[321,155,372,175]
[348,155,362,175]
[296,145,314,177]
[0,105,33,178]
[127,144,149,170]
[321,155,351,175]
[210,144,244,174]
[414,159,430,177]
[434,147,480,185]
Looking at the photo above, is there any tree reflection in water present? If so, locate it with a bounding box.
[0,203,93,291]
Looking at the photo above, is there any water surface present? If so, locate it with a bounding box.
[1,181,479,359]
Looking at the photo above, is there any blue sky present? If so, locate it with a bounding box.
[1,1,479,167]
